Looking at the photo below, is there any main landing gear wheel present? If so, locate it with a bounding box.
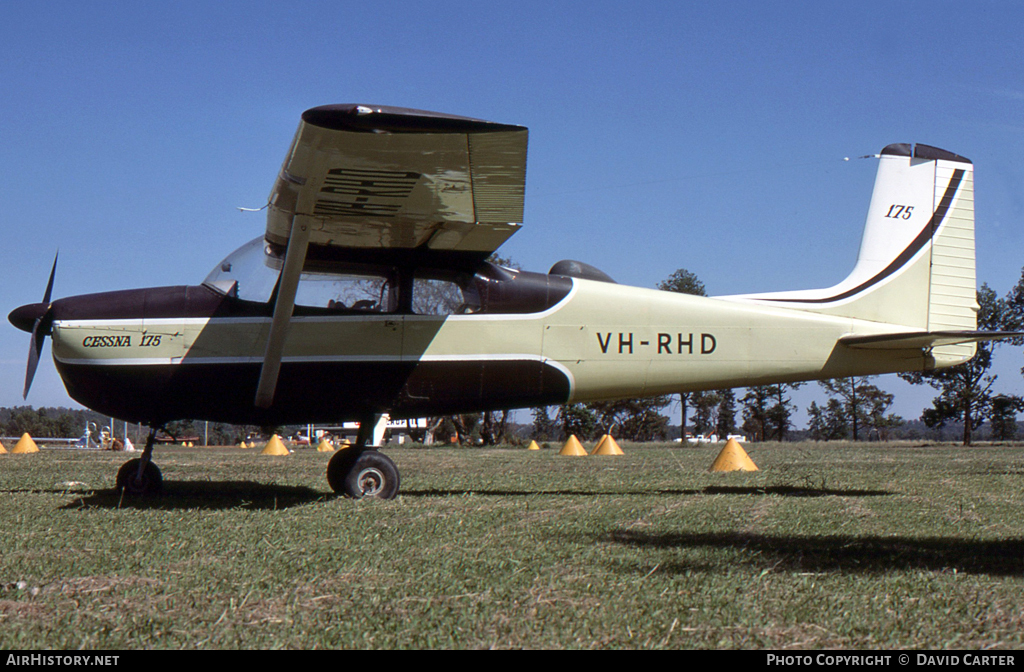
[116,458,163,497]
[327,449,400,500]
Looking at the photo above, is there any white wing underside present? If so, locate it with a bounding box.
[264,104,528,255]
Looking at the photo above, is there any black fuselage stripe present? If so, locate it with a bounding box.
[764,168,965,305]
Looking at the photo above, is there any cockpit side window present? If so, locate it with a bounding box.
[412,272,481,315]
[296,270,396,312]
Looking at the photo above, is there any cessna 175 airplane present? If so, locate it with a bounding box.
[8,104,1011,500]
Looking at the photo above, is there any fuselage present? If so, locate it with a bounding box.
[33,264,927,426]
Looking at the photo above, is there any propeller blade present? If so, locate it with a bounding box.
[22,251,58,399]
[42,251,58,304]
[23,319,44,399]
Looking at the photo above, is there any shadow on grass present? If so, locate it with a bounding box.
[57,481,330,511]
[401,485,892,498]
[701,485,890,497]
[46,481,892,509]
[604,529,1024,576]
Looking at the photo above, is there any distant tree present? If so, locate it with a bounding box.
[741,386,772,441]
[422,417,447,444]
[998,271,1024,438]
[658,268,706,297]
[823,399,850,439]
[530,406,560,441]
[899,285,1004,445]
[230,423,263,445]
[480,410,513,445]
[259,424,285,441]
[861,386,903,441]
[618,405,670,441]
[740,383,801,441]
[806,401,827,441]
[558,404,598,441]
[445,414,482,444]
[485,253,521,270]
[658,268,707,436]
[765,382,803,441]
[205,422,246,446]
[807,398,851,441]
[920,399,956,441]
[1,406,90,439]
[587,397,671,441]
[988,394,1024,441]
[690,390,721,436]
[999,266,1024,341]
[818,377,895,441]
[163,420,198,442]
[904,357,995,446]
[715,389,738,438]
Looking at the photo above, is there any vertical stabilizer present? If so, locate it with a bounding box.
[727,144,976,354]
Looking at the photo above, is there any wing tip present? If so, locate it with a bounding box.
[301,104,526,134]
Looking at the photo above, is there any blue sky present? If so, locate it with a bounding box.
[3,1,1024,424]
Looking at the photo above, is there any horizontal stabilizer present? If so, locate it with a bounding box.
[840,330,1022,350]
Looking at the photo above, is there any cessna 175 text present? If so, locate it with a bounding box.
[9,104,1009,499]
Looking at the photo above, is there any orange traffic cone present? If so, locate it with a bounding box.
[261,435,290,455]
[710,438,758,472]
[558,435,588,456]
[12,433,39,454]
[591,434,624,455]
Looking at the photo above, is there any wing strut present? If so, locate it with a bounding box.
[255,219,310,409]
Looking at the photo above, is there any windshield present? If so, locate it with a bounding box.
[203,236,281,303]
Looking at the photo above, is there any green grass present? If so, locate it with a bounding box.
[2,441,1024,649]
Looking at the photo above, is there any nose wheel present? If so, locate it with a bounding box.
[327,449,400,499]
[116,458,163,496]
[115,427,163,497]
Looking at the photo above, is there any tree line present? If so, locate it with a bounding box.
[0,406,97,440]
[0,407,266,447]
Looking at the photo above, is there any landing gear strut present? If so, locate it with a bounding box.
[116,428,163,496]
[326,416,400,499]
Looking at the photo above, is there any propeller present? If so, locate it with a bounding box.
[11,253,58,399]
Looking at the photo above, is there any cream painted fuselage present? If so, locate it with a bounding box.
[39,268,929,427]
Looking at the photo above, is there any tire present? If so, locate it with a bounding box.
[328,449,400,500]
[326,447,361,494]
[116,458,163,496]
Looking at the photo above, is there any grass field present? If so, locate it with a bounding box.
[2,440,1024,649]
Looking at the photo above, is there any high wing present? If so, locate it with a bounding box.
[265,103,528,255]
[255,104,528,408]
